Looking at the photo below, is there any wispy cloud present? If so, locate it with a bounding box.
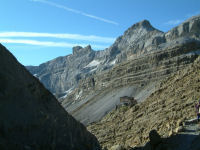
[185,11,200,18]
[164,19,183,26]
[31,0,119,25]
[0,38,108,49]
[0,32,115,43]
[0,31,114,49]
[164,11,200,26]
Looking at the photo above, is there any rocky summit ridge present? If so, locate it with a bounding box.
[27,15,200,125]
[26,18,165,97]
[0,44,100,150]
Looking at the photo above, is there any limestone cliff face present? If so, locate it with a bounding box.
[63,41,200,125]
[98,20,164,64]
[26,19,165,97]
[27,45,97,97]
[27,15,200,98]
[27,15,200,125]
[0,44,100,150]
[61,15,200,125]
[165,15,200,41]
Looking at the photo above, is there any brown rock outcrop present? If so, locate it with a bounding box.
[87,56,200,149]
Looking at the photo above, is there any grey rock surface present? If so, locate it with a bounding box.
[27,15,200,125]
[0,44,100,150]
[27,45,96,97]
[62,15,200,125]
[27,15,200,98]
[25,19,164,97]
[64,42,200,125]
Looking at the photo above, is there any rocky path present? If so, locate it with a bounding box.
[177,119,200,150]
[108,119,200,150]
[184,119,200,135]
[165,118,200,150]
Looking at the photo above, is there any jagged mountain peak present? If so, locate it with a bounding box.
[72,45,93,56]
[165,14,200,41]
[119,19,163,45]
[132,19,153,29]
[73,45,83,52]
[27,15,200,102]
[124,19,158,35]
[107,19,164,61]
[184,14,200,23]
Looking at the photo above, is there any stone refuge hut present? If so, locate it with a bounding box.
[119,96,137,106]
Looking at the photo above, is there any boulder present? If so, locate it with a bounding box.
[110,145,126,150]
[149,130,162,148]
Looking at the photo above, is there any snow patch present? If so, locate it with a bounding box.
[33,74,38,77]
[90,68,97,72]
[85,60,101,68]
[110,59,117,65]
[75,90,83,100]
[187,50,200,55]
[60,88,73,99]
[187,118,197,122]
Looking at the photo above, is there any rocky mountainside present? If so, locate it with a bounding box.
[87,56,200,149]
[26,19,170,98]
[27,45,97,97]
[61,15,200,125]
[108,124,200,150]
[0,44,100,150]
[27,15,200,125]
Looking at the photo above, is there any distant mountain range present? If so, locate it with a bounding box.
[27,15,200,125]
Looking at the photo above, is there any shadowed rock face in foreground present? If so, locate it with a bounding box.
[0,44,100,150]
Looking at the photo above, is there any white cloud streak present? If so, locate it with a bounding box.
[31,0,119,25]
[165,11,200,26]
[0,32,115,43]
[164,19,183,26]
[185,11,200,18]
[0,38,108,49]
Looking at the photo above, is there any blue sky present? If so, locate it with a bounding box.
[0,0,200,66]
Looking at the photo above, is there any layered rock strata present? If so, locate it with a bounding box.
[87,56,200,149]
